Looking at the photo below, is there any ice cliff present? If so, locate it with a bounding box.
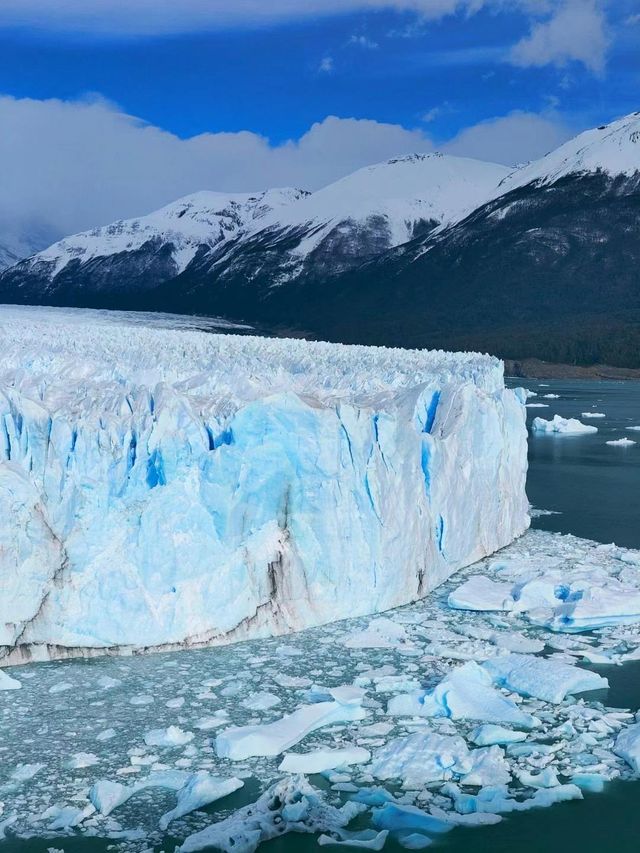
[0,305,529,663]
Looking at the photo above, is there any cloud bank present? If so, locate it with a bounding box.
[0,95,575,252]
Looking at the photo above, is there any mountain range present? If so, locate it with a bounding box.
[1,112,639,366]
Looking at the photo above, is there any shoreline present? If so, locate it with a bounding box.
[504,358,640,381]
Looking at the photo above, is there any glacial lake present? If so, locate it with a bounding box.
[2,377,640,853]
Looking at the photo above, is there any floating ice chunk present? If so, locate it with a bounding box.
[97,675,121,689]
[469,725,527,747]
[159,771,244,830]
[318,829,389,849]
[371,733,472,787]
[89,780,129,815]
[531,416,597,435]
[528,585,640,632]
[571,773,606,793]
[96,728,117,742]
[65,752,100,769]
[0,815,17,839]
[178,775,364,853]
[241,692,281,711]
[449,783,582,815]
[626,426,640,432]
[448,577,515,612]
[372,802,453,835]
[515,767,560,788]
[388,662,538,729]
[397,833,433,849]
[344,618,413,650]
[40,803,95,830]
[614,723,640,772]
[526,403,549,408]
[130,694,154,705]
[10,763,44,781]
[195,712,229,730]
[490,631,544,654]
[542,394,560,399]
[460,746,510,787]
[166,696,186,709]
[482,654,608,703]
[144,726,194,747]
[48,681,73,694]
[279,747,371,774]
[582,412,606,418]
[216,691,368,760]
[606,438,636,447]
[0,669,21,690]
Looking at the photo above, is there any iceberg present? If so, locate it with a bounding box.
[387,661,539,728]
[531,415,597,435]
[0,305,528,663]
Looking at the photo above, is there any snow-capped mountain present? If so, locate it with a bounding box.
[499,110,640,192]
[0,153,507,306]
[0,244,19,272]
[0,112,639,366]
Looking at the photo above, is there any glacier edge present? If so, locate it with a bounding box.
[0,306,529,665]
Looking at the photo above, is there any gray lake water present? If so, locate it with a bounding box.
[2,377,640,852]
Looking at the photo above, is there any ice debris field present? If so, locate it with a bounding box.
[2,531,640,850]
[0,304,527,663]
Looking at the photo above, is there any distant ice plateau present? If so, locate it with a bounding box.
[0,305,528,664]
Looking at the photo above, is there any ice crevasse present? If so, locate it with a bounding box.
[0,306,529,663]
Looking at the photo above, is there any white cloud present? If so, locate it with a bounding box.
[509,0,609,74]
[441,109,574,165]
[349,34,379,48]
[0,95,577,251]
[318,56,335,73]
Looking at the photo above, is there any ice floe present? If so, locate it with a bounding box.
[532,415,598,435]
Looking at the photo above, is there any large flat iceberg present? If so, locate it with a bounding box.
[0,305,528,663]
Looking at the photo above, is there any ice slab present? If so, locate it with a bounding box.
[531,416,597,435]
[178,775,364,853]
[279,746,371,774]
[483,654,608,703]
[388,661,538,728]
[216,691,368,760]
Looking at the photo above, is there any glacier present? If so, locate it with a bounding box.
[0,304,528,664]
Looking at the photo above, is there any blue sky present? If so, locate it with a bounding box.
[0,0,638,247]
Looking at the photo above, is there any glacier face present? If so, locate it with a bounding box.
[0,306,529,663]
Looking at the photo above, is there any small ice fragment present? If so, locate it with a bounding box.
[144,726,194,747]
[65,752,100,769]
[49,681,73,694]
[130,694,154,705]
[469,725,527,746]
[279,746,370,774]
[241,692,281,711]
[159,771,244,830]
[318,829,389,849]
[448,576,515,612]
[606,438,636,447]
[614,723,640,772]
[0,669,21,690]
[344,618,413,650]
[97,675,121,689]
[581,412,605,418]
[166,696,186,709]
[542,394,560,399]
[96,728,117,742]
[371,733,472,787]
[397,834,433,849]
[10,762,44,781]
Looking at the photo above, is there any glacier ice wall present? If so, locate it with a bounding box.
[0,306,529,664]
